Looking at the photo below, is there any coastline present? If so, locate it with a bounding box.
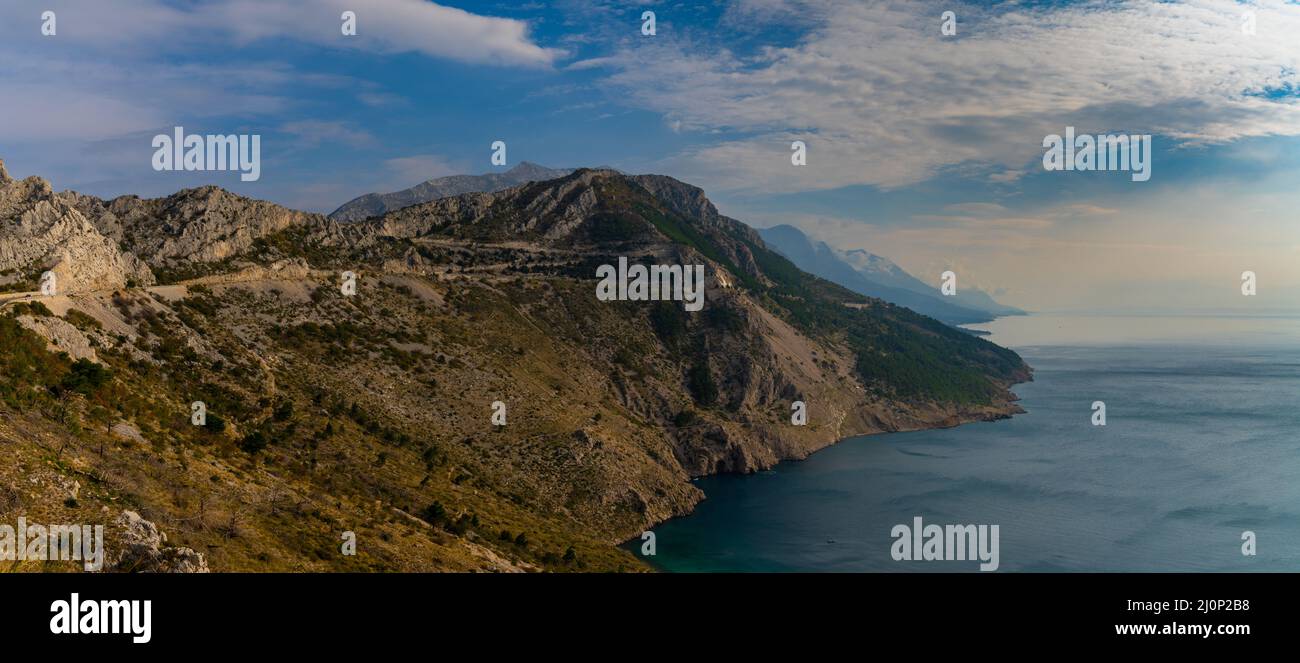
[629,320,1300,572]
[621,374,1032,566]
[618,311,1033,567]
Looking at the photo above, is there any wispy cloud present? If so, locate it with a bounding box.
[205,0,564,68]
[0,0,559,145]
[0,0,562,67]
[593,0,1300,194]
[280,120,376,149]
[0,0,561,195]
[383,154,460,186]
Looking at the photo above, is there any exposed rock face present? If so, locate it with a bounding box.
[0,174,154,293]
[184,256,315,286]
[108,511,210,573]
[353,169,727,252]
[66,186,331,268]
[16,314,99,362]
[330,161,573,222]
[110,421,147,444]
[631,174,729,231]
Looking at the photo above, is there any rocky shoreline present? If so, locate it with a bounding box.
[623,372,1031,553]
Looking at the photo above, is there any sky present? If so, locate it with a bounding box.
[1,0,1298,313]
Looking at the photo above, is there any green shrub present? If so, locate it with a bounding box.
[673,409,699,427]
[205,412,227,434]
[687,361,717,407]
[422,501,447,525]
[58,359,112,397]
[64,308,102,330]
[240,430,268,454]
[10,301,53,317]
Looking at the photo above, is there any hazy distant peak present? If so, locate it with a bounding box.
[328,162,574,222]
[839,247,905,276]
[505,161,556,178]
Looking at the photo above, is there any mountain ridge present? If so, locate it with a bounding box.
[329,161,575,222]
[757,224,1025,322]
[1,160,1031,572]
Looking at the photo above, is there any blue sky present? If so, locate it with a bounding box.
[1,0,1298,311]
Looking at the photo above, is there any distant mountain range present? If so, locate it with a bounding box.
[756,224,1024,325]
[329,162,574,222]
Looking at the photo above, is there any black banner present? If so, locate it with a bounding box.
[5,572,1285,651]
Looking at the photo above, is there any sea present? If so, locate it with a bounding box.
[639,313,1300,572]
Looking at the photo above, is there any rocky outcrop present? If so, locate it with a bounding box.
[184,256,315,286]
[360,169,608,244]
[0,173,154,293]
[67,186,330,267]
[16,313,99,362]
[107,511,210,573]
[110,421,147,445]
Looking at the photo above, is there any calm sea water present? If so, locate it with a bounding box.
[641,314,1300,572]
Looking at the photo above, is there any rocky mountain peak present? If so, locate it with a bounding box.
[0,158,10,183]
[0,169,57,221]
[0,167,154,293]
[630,174,718,220]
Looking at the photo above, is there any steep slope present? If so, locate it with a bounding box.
[758,225,994,325]
[329,162,574,222]
[344,169,1028,406]
[1,163,1030,572]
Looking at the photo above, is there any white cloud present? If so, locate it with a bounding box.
[280,120,376,149]
[0,0,556,191]
[0,53,333,143]
[565,57,618,71]
[0,84,166,141]
[598,0,1300,194]
[0,0,557,144]
[206,0,563,68]
[0,0,560,68]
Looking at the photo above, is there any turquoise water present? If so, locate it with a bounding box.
[642,314,1300,572]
